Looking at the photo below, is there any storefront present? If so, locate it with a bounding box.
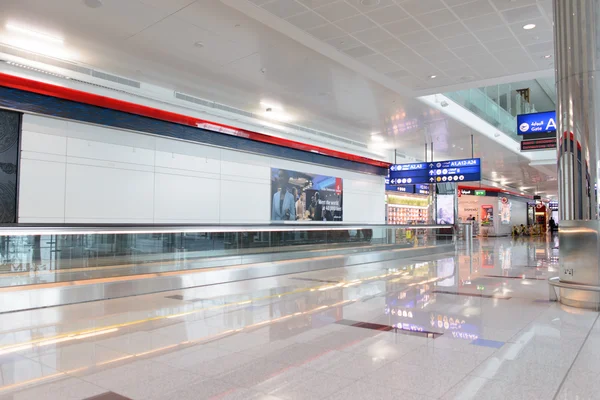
[457,187,530,236]
[385,184,431,225]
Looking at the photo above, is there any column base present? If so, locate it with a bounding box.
[549,277,600,310]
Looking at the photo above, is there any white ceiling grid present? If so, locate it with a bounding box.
[249,0,554,91]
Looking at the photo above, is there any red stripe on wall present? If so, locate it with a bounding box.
[0,72,390,169]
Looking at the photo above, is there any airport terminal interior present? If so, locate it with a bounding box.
[0,0,598,399]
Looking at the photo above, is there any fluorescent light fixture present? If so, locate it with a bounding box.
[6,23,64,44]
[523,24,536,30]
[370,135,384,142]
[429,75,437,79]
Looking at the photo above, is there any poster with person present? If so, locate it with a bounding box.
[436,194,455,225]
[271,168,343,222]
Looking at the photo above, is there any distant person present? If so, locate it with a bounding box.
[272,170,296,221]
[549,217,557,232]
[468,214,476,221]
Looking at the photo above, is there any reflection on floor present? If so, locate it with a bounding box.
[0,236,595,400]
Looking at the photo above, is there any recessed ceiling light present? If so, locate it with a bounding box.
[83,0,103,8]
[543,54,552,59]
[523,23,536,30]
[429,75,437,79]
[194,41,204,48]
[360,0,381,6]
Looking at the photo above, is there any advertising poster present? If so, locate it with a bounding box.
[436,194,455,224]
[271,168,343,222]
[499,197,511,225]
[481,205,494,226]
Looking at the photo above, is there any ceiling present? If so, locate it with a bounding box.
[0,0,557,196]
[241,0,555,92]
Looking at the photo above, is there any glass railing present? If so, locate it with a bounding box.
[0,224,455,287]
[445,89,519,139]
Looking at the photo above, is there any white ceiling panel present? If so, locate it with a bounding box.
[452,0,496,19]
[365,5,409,25]
[429,21,470,39]
[286,11,328,30]
[242,0,554,93]
[307,23,345,40]
[442,33,480,49]
[382,18,422,37]
[502,5,543,24]
[368,38,405,52]
[475,25,515,43]
[313,1,359,21]
[335,14,376,33]
[324,34,361,49]
[345,0,396,12]
[297,0,338,8]
[343,44,376,58]
[488,0,537,11]
[401,0,446,16]
[261,0,306,18]
[352,26,394,44]
[415,9,458,28]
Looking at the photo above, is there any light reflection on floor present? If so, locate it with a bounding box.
[0,236,596,400]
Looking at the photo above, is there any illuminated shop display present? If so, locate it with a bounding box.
[386,194,429,225]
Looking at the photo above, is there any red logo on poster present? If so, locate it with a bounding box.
[501,197,508,204]
[335,178,343,195]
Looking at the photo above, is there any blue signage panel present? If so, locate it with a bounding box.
[389,158,481,184]
[415,184,430,195]
[385,184,415,193]
[517,111,557,135]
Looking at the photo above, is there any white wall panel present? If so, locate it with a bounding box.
[18,114,386,224]
[220,180,269,222]
[153,173,220,222]
[67,121,156,150]
[21,131,67,156]
[155,150,220,175]
[18,159,65,220]
[66,137,155,166]
[21,114,68,137]
[221,160,269,182]
[64,164,154,222]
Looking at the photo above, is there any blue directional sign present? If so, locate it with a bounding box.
[389,158,481,184]
[517,111,557,135]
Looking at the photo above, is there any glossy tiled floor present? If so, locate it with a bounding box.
[0,236,597,400]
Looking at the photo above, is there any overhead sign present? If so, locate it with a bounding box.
[521,138,557,151]
[389,158,481,184]
[517,111,557,135]
[385,184,414,193]
[385,183,430,195]
[475,190,486,196]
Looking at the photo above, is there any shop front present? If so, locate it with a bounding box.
[385,184,431,225]
[457,187,530,237]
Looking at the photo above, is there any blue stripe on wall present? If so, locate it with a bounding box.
[0,86,386,175]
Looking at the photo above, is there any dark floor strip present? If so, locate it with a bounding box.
[336,319,442,338]
[483,274,546,280]
[432,290,512,300]
[84,392,132,400]
[290,277,340,283]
